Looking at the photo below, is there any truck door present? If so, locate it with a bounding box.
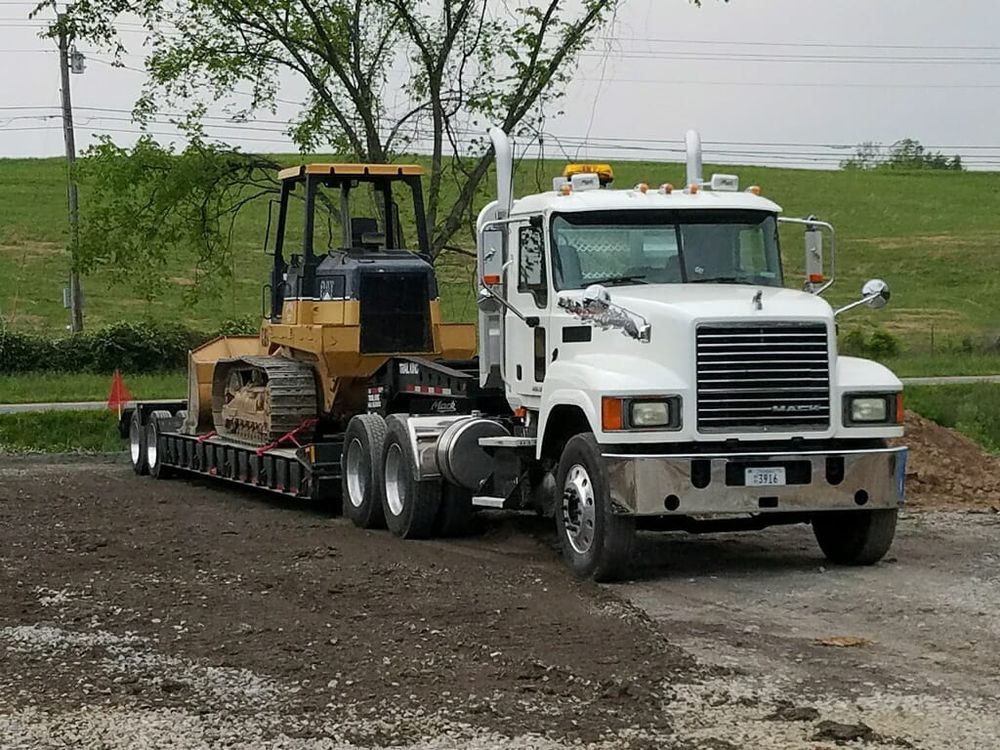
[504,217,550,408]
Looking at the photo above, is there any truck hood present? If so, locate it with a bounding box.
[600,283,834,325]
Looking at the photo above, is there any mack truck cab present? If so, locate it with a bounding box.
[444,128,906,580]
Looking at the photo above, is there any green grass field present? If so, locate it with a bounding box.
[0,410,122,453]
[2,155,1000,351]
[906,384,1000,454]
[0,372,186,404]
[3,153,1000,451]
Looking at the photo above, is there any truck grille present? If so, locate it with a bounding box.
[696,323,831,433]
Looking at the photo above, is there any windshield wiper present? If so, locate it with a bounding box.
[586,274,648,286]
[687,276,752,285]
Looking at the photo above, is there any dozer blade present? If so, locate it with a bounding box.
[211,356,319,447]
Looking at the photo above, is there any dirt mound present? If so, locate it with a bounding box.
[894,410,1000,512]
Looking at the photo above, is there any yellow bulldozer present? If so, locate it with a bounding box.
[179,163,476,445]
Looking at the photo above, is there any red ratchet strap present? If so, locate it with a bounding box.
[256,418,318,457]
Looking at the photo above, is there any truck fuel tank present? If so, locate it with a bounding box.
[436,417,510,492]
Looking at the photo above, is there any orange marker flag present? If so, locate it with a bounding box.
[107,369,134,419]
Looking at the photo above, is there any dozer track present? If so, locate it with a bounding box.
[211,356,319,447]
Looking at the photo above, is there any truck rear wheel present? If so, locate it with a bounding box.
[342,414,387,529]
[129,409,147,475]
[381,416,441,539]
[813,508,898,565]
[555,433,635,583]
[145,411,175,480]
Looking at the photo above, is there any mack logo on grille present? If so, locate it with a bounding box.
[696,322,831,433]
[771,404,825,413]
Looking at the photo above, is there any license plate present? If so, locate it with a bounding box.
[746,467,786,487]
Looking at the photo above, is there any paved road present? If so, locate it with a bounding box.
[1,376,997,414]
[899,375,1000,385]
[0,399,181,414]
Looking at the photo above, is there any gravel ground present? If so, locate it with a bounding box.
[1,457,999,749]
[0,460,692,749]
[622,511,1000,749]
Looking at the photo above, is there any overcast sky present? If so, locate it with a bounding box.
[2,0,1000,169]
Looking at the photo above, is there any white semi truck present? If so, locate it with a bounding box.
[137,128,907,582]
[367,128,906,581]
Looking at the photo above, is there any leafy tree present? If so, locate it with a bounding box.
[841,138,964,172]
[840,141,883,171]
[76,134,282,299]
[39,0,718,298]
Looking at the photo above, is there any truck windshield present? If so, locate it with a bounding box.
[550,209,782,290]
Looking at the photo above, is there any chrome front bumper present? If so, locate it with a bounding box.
[603,446,907,517]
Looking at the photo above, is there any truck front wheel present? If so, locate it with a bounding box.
[812,508,898,565]
[555,433,635,582]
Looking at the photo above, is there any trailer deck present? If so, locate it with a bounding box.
[155,428,343,504]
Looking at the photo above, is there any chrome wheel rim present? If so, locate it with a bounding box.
[562,463,596,555]
[146,429,158,471]
[345,438,368,508]
[129,422,141,466]
[384,443,406,517]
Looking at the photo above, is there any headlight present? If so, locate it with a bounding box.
[845,393,902,425]
[630,400,671,428]
[600,396,682,431]
[851,397,888,422]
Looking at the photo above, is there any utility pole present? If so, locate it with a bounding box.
[57,11,84,333]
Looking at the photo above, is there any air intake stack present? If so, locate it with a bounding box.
[685,129,703,188]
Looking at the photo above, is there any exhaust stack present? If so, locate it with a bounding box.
[488,126,513,217]
[685,129,703,188]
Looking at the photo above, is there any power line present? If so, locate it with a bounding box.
[580,49,1000,65]
[595,36,1000,53]
[574,76,1000,90]
[8,111,1000,160]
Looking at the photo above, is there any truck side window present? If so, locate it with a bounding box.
[518,224,547,307]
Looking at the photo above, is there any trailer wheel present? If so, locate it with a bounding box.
[813,508,898,565]
[145,411,175,480]
[435,485,474,537]
[129,409,148,475]
[342,414,388,529]
[381,416,441,539]
[555,433,635,582]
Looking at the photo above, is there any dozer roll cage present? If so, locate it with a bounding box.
[268,163,430,322]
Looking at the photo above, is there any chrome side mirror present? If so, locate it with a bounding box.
[778,216,836,294]
[834,278,891,317]
[862,278,890,309]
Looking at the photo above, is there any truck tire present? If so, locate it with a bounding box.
[342,414,387,529]
[555,433,635,582]
[129,409,148,475]
[813,508,898,565]
[435,485,474,537]
[381,416,441,539]
[145,410,175,480]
